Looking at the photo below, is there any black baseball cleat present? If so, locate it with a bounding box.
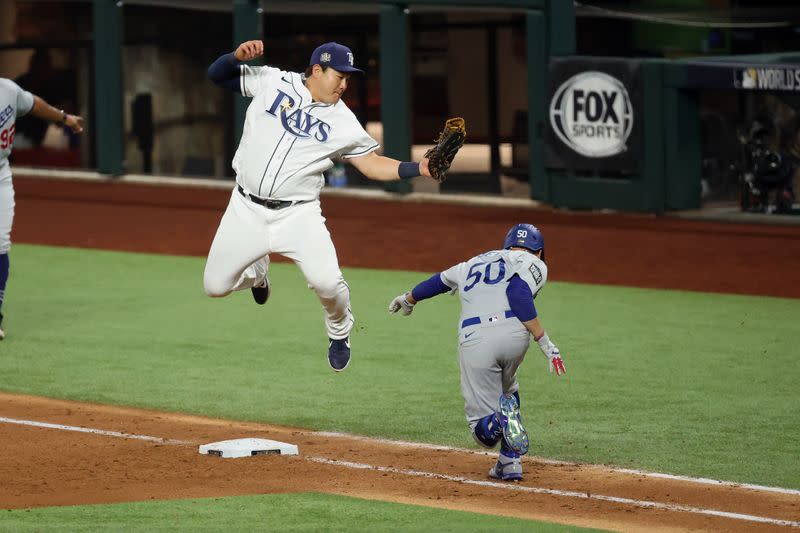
[250,277,271,305]
[327,337,351,372]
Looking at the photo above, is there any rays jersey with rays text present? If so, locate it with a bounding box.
[235,65,378,200]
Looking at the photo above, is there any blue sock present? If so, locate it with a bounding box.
[0,253,8,322]
[473,412,503,448]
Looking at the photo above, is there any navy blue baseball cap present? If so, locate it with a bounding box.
[309,42,364,74]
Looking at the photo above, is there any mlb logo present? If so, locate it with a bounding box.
[347,52,354,66]
[321,52,331,63]
[488,314,501,323]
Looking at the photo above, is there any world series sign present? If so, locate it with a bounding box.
[736,67,800,91]
[683,62,800,92]
[546,58,642,173]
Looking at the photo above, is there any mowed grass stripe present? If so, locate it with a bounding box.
[1,244,798,488]
[0,492,608,532]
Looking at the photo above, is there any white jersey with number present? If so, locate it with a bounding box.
[440,248,548,327]
[235,65,378,200]
[0,78,34,182]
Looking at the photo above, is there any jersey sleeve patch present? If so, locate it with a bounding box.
[528,262,543,285]
[510,251,547,296]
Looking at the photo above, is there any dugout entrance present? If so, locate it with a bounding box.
[85,0,571,196]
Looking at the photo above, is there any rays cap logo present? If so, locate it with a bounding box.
[550,71,633,158]
[310,42,364,74]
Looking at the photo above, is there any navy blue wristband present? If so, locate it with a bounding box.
[398,162,421,180]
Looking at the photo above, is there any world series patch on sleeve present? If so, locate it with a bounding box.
[425,117,466,183]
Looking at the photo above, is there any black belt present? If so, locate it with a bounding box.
[237,185,311,210]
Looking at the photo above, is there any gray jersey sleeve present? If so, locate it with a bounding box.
[508,250,548,298]
[0,79,34,116]
[440,260,468,292]
[16,84,34,116]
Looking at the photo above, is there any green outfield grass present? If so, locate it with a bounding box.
[0,492,607,532]
[2,244,799,489]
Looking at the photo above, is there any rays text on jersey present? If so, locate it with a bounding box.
[266,89,331,142]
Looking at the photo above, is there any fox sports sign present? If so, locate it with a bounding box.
[549,71,633,158]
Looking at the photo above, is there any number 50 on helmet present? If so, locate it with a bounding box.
[502,223,545,262]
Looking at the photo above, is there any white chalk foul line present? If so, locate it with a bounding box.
[308,456,800,529]
[0,417,187,444]
[611,468,800,496]
[4,415,799,528]
[312,430,800,496]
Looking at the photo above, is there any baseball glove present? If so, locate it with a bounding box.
[424,117,466,183]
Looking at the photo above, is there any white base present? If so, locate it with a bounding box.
[199,438,299,458]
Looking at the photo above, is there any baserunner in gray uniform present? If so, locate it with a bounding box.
[0,78,84,340]
[389,223,566,481]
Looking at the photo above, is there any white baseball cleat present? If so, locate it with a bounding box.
[0,325,5,340]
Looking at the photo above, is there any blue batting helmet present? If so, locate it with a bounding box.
[502,223,545,261]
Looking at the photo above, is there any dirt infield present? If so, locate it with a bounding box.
[5,176,800,531]
[2,393,798,532]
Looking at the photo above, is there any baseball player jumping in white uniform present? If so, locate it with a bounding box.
[204,40,439,371]
[389,223,566,481]
[0,78,84,340]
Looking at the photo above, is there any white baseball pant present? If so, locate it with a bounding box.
[459,318,530,428]
[203,188,354,340]
[0,178,14,254]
